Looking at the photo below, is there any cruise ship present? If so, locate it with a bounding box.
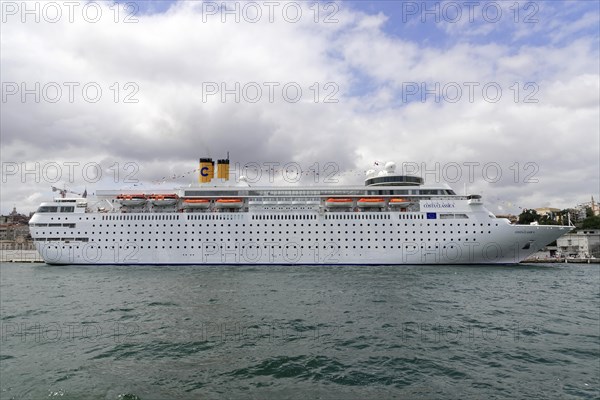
[29,158,571,265]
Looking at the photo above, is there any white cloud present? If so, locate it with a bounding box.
[1,0,598,216]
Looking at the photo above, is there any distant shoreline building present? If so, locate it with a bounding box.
[0,206,35,251]
[557,230,600,258]
[576,196,600,217]
[533,207,561,217]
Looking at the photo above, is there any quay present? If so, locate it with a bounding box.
[522,257,599,264]
[0,249,43,263]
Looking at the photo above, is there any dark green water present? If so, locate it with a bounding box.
[1,263,598,399]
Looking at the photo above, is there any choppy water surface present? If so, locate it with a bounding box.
[1,263,598,399]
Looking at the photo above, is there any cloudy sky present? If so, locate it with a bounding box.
[1,0,598,215]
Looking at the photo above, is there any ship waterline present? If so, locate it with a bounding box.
[28,161,571,265]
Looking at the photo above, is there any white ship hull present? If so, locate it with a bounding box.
[30,210,570,265]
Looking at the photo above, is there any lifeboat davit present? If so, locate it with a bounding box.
[149,194,179,207]
[116,194,147,207]
[357,198,385,208]
[215,198,243,209]
[182,198,210,209]
[325,198,353,208]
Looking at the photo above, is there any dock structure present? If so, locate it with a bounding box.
[522,257,598,264]
[0,249,44,263]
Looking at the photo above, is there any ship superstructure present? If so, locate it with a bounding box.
[29,159,571,265]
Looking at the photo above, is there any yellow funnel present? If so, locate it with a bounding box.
[199,158,214,183]
[217,159,230,180]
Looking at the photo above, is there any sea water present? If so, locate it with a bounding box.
[1,263,598,399]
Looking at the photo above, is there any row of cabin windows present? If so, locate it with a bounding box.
[325,214,392,220]
[30,223,76,228]
[37,206,74,213]
[46,244,461,250]
[252,215,317,220]
[104,214,180,220]
[99,214,429,221]
[45,222,496,228]
[38,236,486,243]
[37,221,498,235]
[40,213,476,223]
[38,207,476,219]
[34,238,88,242]
[37,229,494,237]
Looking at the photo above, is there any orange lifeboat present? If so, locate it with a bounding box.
[183,199,210,209]
[149,194,179,207]
[325,198,353,208]
[357,198,385,208]
[116,194,147,206]
[215,198,243,209]
[148,194,178,199]
[389,198,411,207]
[117,194,146,199]
[182,198,210,209]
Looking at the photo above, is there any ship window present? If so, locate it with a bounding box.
[37,206,58,213]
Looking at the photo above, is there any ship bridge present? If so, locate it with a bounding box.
[365,161,424,187]
[365,175,424,187]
